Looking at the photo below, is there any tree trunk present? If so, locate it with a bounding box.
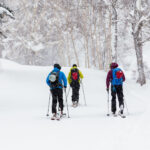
[114,11,118,63]
[70,31,79,67]
[132,21,146,85]
[66,33,71,67]
[112,0,118,63]
[133,37,146,85]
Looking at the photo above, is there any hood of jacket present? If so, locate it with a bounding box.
[110,63,118,69]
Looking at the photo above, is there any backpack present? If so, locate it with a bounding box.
[112,68,123,85]
[49,71,60,88]
[71,68,79,82]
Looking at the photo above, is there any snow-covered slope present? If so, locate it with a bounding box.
[0,59,150,150]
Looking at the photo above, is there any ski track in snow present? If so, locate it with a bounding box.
[0,60,150,150]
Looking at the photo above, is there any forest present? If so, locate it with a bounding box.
[0,0,150,85]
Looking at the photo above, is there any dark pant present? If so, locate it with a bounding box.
[51,88,63,114]
[111,85,124,113]
[71,82,80,102]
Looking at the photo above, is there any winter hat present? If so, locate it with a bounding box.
[54,63,61,70]
[110,62,118,69]
[72,64,77,67]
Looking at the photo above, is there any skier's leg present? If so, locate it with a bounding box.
[73,83,80,103]
[111,86,117,114]
[76,84,80,103]
[58,88,63,113]
[51,89,58,114]
[72,86,76,103]
[116,85,124,114]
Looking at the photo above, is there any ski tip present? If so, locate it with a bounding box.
[119,114,126,118]
[122,116,126,118]
[107,114,110,116]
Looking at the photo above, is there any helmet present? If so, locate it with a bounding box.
[54,64,61,70]
[72,64,77,67]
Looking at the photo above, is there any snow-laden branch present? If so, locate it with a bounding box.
[0,6,14,19]
[140,37,150,44]
[136,0,142,11]
[0,30,7,38]
[133,12,150,34]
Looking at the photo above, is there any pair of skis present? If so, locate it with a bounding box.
[72,103,78,108]
[107,113,126,118]
[51,113,67,121]
[51,103,78,120]
[107,91,127,119]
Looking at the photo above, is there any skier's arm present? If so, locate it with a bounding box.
[106,70,112,89]
[122,72,125,82]
[62,72,67,87]
[79,70,84,79]
[67,71,71,84]
[46,73,51,86]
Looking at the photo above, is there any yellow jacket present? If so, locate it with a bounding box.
[67,66,84,84]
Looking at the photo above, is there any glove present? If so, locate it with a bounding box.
[64,86,67,92]
[106,88,109,92]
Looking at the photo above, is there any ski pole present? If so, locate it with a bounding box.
[66,86,71,99]
[46,90,51,116]
[107,90,110,116]
[64,88,70,118]
[124,98,129,115]
[81,80,87,106]
[124,85,129,115]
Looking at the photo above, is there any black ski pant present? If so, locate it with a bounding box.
[111,85,124,113]
[51,88,63,114]
[71,82,80,103]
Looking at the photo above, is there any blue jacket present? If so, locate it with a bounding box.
[46,67,67,89]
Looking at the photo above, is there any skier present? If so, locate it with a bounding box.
[106,62,125,116]
[67,64,84,107]
[46,64,67,120]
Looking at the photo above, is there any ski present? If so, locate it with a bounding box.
[113,114,117,117]
[107,113,126,118]
[51,113,66,121]
[51,116,57,120]
[118,114,126,118]
[72,103,79,108]
[72,104,78,108]
[56,113,67,121]
[106,113,117,117]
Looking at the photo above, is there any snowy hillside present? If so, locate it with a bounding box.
[0,59,150,150]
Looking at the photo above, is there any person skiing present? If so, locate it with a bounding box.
[106,62,125,116]
[46,64,67,120]
[67,64,84,107]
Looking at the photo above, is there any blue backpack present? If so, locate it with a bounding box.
[112,68,123,85]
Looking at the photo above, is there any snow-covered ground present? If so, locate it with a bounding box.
[0,59,150,150]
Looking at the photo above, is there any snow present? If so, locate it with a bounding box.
[31,43,44,52]
[26,42,44,52]
[0,59,150,150]
[0,7,13,18]
[136,0,142,11]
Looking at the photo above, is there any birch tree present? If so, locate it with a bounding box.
[129,0,150,85]
[111,0,118,63]
[0,3,14,57]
